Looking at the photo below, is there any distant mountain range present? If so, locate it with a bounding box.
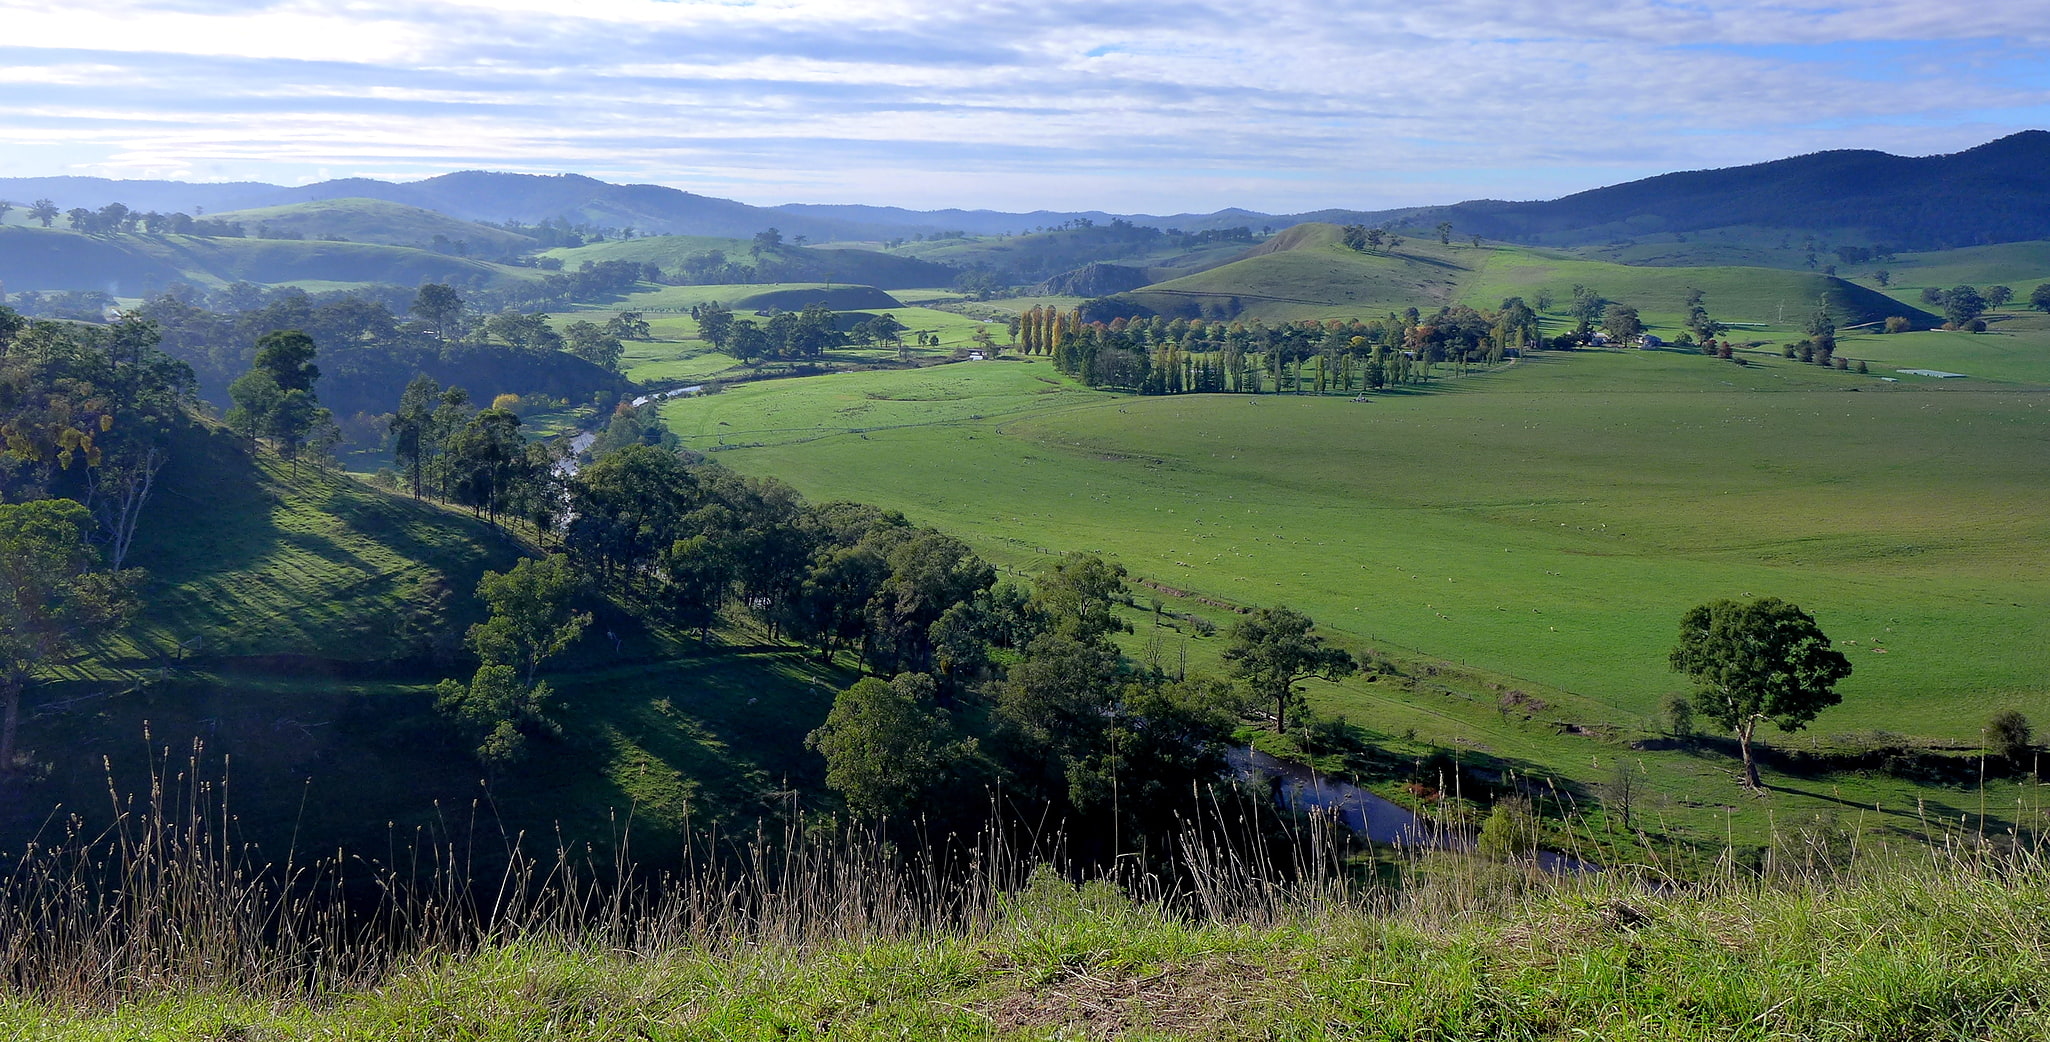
[1390,131,2050,251]
[3,131,2046,250]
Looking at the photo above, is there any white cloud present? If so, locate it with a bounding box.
[0,0,2042,210]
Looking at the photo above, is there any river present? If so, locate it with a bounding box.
[1227,746,1594,873]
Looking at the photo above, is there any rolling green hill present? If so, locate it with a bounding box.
[882,225,1257,284]
[614,281,907,313]
[0,226,540,295]
[1113,224,1934,329]
[6,412,848,860]
[544,236,954,290]
[204,197,538,253]
[1867,240,2050,294]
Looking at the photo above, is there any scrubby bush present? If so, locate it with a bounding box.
[1989,709,2034,766]
[1664,693,1695,738]
[1476,795,1538,861]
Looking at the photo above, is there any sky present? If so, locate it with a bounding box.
[1,0,2046,214]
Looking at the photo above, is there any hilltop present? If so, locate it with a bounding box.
[204,198,538,254]
[0,225,538,296]
[544,235,955,290]
[8,132,2050,301]
[1107,223,1934,327]
[1399,131,2050,251]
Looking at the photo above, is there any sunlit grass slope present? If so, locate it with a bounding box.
[9,416,851,859]
[1121,225,1932,331]
[665,350,2050,744]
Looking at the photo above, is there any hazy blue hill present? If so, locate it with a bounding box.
[10,132,2049,256]
[205,198,538,253]
[0,175,295,215]
[299,172,885,243]
[0,226,191,295]
[0,226,536,295]
[544,235,956,289]
[888,224,1255,284]
[1411,132,2050,250]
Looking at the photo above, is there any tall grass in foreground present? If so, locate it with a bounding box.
[0,743,1370,1008]
[4,748,2049,1038]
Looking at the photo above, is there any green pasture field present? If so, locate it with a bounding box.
[883,227,1252,277]
[552,304,1019,387]
[1558,225,1826,270]
[987,293,1089,314]
[662,342,2050,844]
[1839,311,2050,384]
[889,287,978,305]
[609,282,903,314]
[1872,240,2050,294]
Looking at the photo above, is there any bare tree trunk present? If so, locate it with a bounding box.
[89,446,163,572]
[1738,718,1761,789]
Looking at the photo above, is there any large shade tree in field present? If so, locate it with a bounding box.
[1669,596,1852,789]
[1223,606,1355,733]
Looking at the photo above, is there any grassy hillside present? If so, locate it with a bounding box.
[10,827,2050,1040]
[1867,240,2050,293]
[1117,225,1933,329]
[0,226,539,295]
[7,414,850,860]
[883,225,1257,284]
[607,281,911,314]
[1124,224,1465,319]
[589,303,1009,385]
[205,197,538,253]
[660,346,2050,845]
[116,419,518,662]
[544,236,954,289]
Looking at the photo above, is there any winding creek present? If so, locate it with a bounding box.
[1228,747,1595,873]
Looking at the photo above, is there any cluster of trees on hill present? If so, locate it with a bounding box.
[1912,284,2042,329]
[480,216,608,250]
[130,283,628,435]
[481,259,661,312]
[432,429,1364,853]
[1015,301,1543,394]
[4,290,119,322]
[0,198,245,237]
[694,301,850,363]
[0,307,199,775]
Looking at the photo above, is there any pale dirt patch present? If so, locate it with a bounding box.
[980,958,1274,1040]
